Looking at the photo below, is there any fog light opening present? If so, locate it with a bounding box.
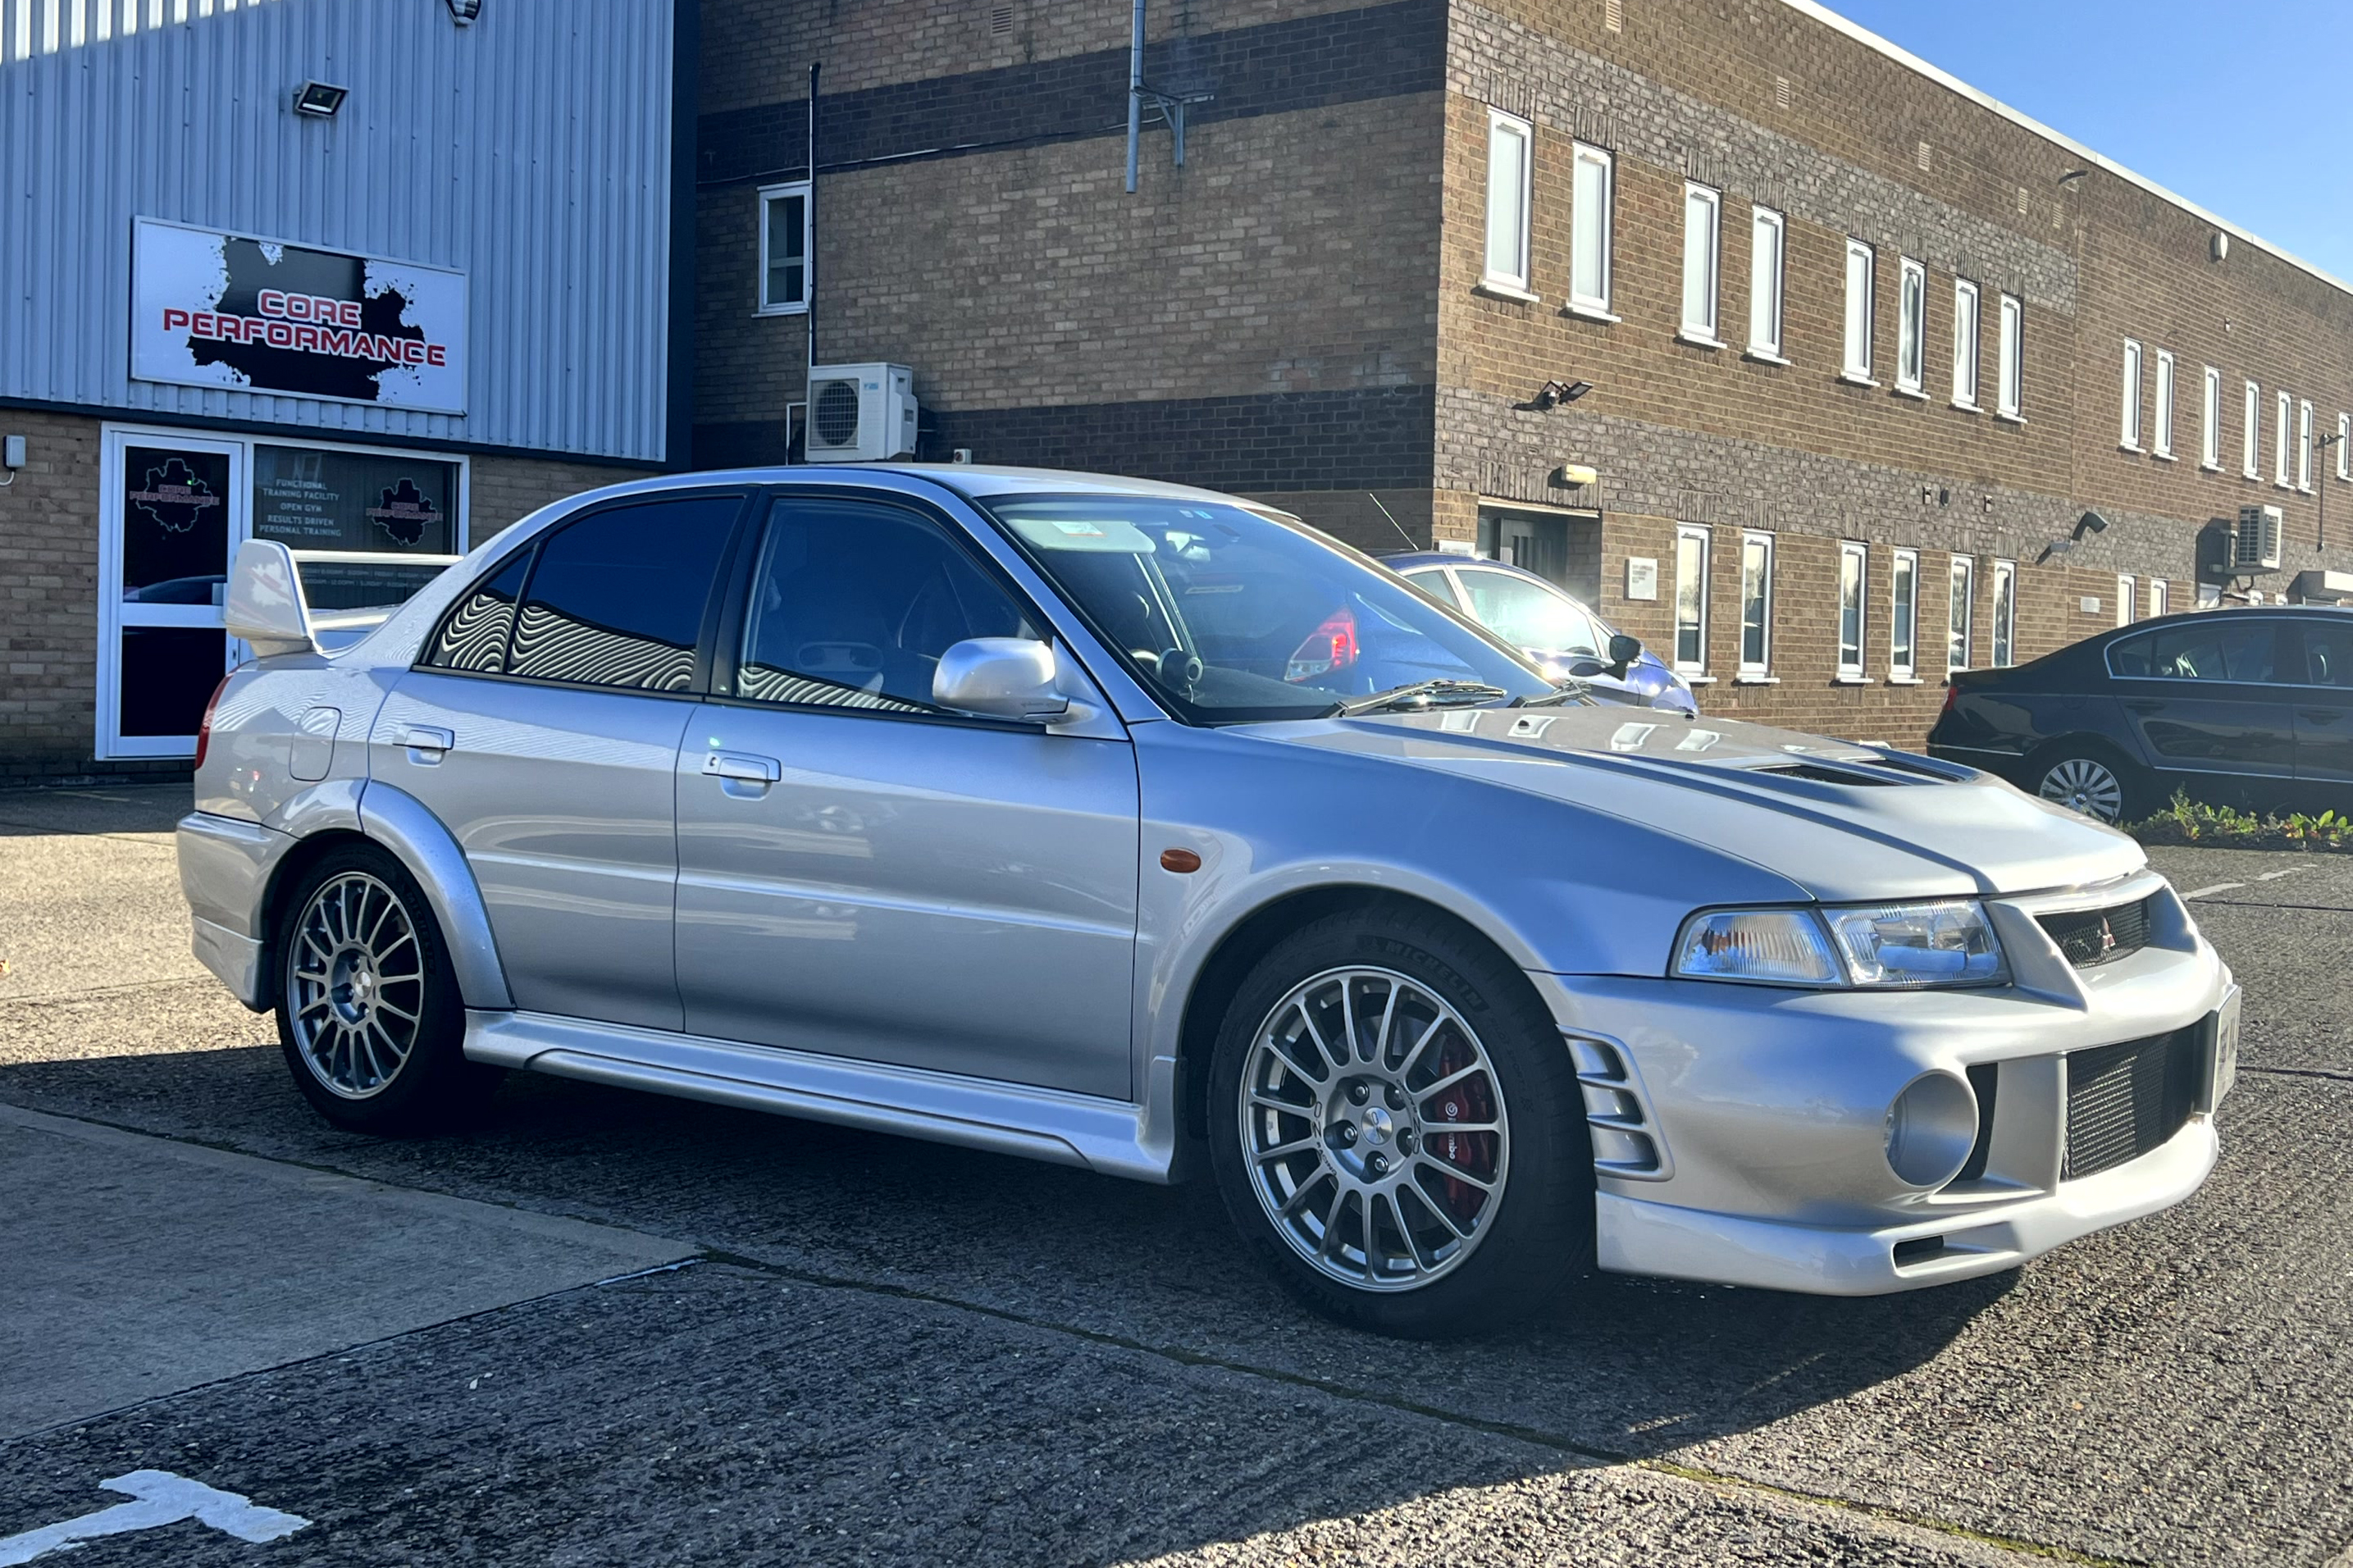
[1885,1071,1980,1188]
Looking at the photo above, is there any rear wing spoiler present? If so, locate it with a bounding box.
[224,538,466,659]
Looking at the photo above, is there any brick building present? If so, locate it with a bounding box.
[692,0,2353,741]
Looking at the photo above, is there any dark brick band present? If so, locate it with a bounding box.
[694,384,1436,492]
[698,0,1445,187]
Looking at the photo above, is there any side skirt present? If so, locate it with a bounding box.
[464,1010,1179,1184]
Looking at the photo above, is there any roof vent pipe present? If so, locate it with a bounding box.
[1124,0,1145,193]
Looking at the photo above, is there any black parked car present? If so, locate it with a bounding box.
[1927,606,2353,823]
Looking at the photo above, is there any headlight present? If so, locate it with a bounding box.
[1672,900,2008,989]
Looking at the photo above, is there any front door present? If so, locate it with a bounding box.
[2109,618,2295,799]
[674,491,1140,1100]
[374,491,750,1031]
[101,432,245,756]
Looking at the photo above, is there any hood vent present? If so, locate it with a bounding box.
[1754,760,1904,786]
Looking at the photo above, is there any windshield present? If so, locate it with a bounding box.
[983,496,1557,722]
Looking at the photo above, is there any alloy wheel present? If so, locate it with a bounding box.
[286,871,426,1099]
[2039,757,2125,823]
[1238,966,1511,1292]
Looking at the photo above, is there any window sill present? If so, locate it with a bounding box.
[1887,674,1925,686]
[2152,450,2176,463]
[1564,301,1621,324]
[2118,442,2143,455]
[1950,399,1981,414]
[2200,461,2222,473]
[755,303,810,318]
[1995,412,2027,426]
[1678,671,1717,685]
[1838,372,1880,389]
[1833,674,1874,685]
[1676,330,1726,350]
[1891,384,1927,402]
[1744,348,1791,367]
[1732,672,1780,685]
[1475,280,1542,305]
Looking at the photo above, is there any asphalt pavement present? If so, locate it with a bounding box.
[0,782,2346,1566]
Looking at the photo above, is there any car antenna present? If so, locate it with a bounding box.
[1366,493,1423,553]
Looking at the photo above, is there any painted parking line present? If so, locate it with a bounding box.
[2255,866,2314,882]
[2182,883,2246,900]
[0,1471,307,1565]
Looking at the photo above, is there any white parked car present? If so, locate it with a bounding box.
[178,466,2239,1335]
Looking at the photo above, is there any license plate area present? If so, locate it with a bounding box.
[2206,987,2241,1111]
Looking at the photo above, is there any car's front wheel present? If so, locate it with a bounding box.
[274,844,496,1133]
[2032,743,2147,825]
[1207,905,1592,1337]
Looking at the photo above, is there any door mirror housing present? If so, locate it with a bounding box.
[934,638,1073,723]
[224,539,319,659]
[1606,632,1644,678]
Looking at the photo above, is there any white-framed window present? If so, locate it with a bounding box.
[2119,339,2143,449]
[2342,413,2351,481]
[1483,109,1534,294]
[1749,206,1785,358]
[1672,525,1710,672]
[2202,367,2223,469]
[1837,541,1867,678]
[1996,294,2022,417]
[1842,239,1876,381]
[2153,350,2175,458]
[1947,554,1975,672]
[1895,257,1927,394]
[2278,390,2294,485]
[2245,381,2263,477]
[1950,279,1981,408]
[2150,578,2169,618]
[2300,399,2314,490]
[1890,549,1919,680]
[1738,531,1775,674]
[757,181,811,315]
[1991,559,2017,668]
[1570,142,1615,316]
[2116,573,2136,627]
[1680,182,1722,340]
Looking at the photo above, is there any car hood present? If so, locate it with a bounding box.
[1257,704,2144,902]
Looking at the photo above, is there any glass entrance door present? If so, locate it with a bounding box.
[100,431,246,758]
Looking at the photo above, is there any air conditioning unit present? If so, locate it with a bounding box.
[805,363,918,462]
[2234,504,2283,572]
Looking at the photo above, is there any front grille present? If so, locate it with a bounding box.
[2063,1025,2201,1180]
[2038,895,2156,969]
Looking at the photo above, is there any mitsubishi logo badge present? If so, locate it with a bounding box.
[2096,917,2117,956]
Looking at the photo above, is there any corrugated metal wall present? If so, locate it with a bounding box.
[0,0,674,462]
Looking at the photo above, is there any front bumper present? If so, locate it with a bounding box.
[177,810,294,1011]
[1529,873,2237,1295]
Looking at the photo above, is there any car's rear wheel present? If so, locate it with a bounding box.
[2032,744,2147,825]
[1207,905,1591,1337]
[274,844,495,1133]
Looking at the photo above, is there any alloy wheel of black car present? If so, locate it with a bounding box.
[2034,749,2141,825]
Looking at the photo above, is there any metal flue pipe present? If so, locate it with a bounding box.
[1124,0,1144,192]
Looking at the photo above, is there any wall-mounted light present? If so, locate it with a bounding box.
[293,81,348,117]
[445,0,483,23]
[1533,379,1594,409]
[2076,509,2110,538]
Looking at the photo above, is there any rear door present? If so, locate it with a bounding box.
[2107,619,2295,791]
[2288,617,2353,789]
[373,490,750,1031]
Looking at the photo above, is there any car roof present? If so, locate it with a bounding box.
[1377,551,1551,585]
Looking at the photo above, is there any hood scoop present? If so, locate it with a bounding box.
[1748,750,1970,788]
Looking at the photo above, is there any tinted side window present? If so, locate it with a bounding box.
[506,497,741,691]
[423,553,531,673]
[2138,622,2277,683]
[2107,631,2152,677]
[2299,621,2353,686]
[736,497,1039,712]
[1403,569,1463,610]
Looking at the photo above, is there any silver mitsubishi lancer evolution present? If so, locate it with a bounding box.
[179,465,2239,1335]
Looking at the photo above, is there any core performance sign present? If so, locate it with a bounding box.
[131,218,467,414]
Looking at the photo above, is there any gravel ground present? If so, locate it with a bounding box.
[0,782,2345,1566]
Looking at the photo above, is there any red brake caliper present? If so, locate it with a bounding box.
[1426,1039,1497,1224]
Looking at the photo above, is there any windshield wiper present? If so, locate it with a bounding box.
[1329,679,1512,717]
[1511,680,1598,709]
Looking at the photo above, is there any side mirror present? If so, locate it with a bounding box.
[933,638,1071,723]
[1606,632,1644,678]
[224,539,318,659]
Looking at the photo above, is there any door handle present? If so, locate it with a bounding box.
[2301,709,2344,724]
[401,725,454,761]
[703,751,782,783]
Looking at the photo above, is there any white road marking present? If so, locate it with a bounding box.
[0,1470,308,1564]
[2182,883,2245,900]
[2256,866,2314,882]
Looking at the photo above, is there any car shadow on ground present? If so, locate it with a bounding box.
[0,1037,2008,1481]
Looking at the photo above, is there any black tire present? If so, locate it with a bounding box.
[1206,904,1593,1338]
[272,842,498,1134]
[2027,740,2151,826]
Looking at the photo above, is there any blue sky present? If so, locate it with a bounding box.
[1825,0,2353,280]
